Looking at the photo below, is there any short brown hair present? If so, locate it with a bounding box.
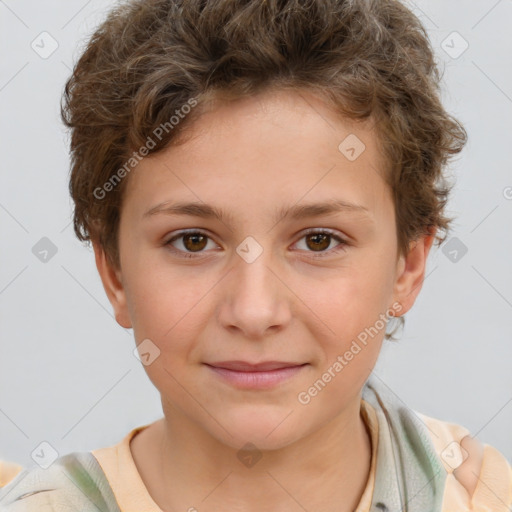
[61,0,467,338]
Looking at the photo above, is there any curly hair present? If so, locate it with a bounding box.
[60,0,467,340]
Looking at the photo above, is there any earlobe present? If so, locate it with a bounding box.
[391,228,437,316]
[92,240,132,329]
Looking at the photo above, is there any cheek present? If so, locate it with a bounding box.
[123,255,208,336]
[128,280,204,393]
[308,262,393,328]
[125,276,215,396]
[302,283,386,403]
[297,254,394,363]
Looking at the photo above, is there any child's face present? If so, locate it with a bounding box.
[96,89,431,450]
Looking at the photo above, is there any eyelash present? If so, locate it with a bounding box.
[164,228,348,259]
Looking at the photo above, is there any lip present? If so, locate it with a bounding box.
[204,361,308,389]
[207,360,304,371]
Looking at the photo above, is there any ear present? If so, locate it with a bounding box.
[391,228,436,316]
[92,240,132,329]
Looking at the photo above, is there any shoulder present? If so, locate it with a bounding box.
[417,411,512,510]
[0,451,120,511]
[0,460,23,489]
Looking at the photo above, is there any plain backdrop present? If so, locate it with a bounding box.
[1,0,511,469]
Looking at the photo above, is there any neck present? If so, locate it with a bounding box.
[131,396,373,512]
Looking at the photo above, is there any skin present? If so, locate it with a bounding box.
[93,88,435,512]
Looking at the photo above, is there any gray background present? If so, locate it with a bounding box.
[1,0,511,470]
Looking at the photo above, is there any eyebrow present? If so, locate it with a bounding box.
[143,199,371,225]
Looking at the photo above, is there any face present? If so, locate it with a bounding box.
[95,89,433,451]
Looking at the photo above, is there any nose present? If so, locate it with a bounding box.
[217,243,292,340]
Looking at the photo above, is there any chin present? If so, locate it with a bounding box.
[209,409,306,452]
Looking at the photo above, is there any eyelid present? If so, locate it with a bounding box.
[163,229,223,261]
[293,227,349,257]
[164,227,349,258]
[299,227,346,239]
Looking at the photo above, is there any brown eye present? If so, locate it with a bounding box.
[305,232,331,251]
[165,230,217,258]
[295,229,348,257]
[182,232,208,252]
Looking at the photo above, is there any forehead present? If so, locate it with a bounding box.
[122,89,391,223]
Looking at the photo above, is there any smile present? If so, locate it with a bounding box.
[203,362,308,389]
